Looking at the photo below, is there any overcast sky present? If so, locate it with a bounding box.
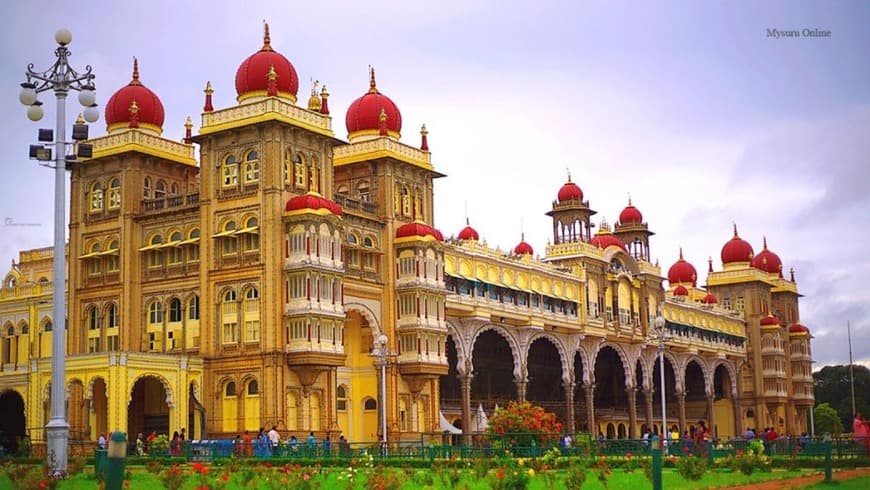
[2,1,868,368]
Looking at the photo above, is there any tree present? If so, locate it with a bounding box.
[814,403,844,435]
[486,401,562,446]
[813,365,870,432]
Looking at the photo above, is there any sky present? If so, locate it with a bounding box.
[1,1,868,368]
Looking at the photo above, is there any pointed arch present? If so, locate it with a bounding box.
[593,342,633,388]
[470,324,521,380]
[527,332,570,383]
[709,358,738,397]
[128,373,174,408]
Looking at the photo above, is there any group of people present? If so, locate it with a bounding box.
[743,426,779,442]
[131,428,186,456]
[231,427,350,457]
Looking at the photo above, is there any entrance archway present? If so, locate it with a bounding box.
[0,390,25,453]
[128,376,171,438]
[526,337,565,423]
[471,329,516,404]
[91,378,108,439]
[572,351,586,431]
[712,363,735,436]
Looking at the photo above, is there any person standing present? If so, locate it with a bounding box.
[242,430,253,457]
[268,425,281,454]
[693,420,709,457]
[97,433,107,450]
[307,431,316,456]
[136,433,145,456]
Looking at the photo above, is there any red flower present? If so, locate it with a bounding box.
[497,470,505,480]
[625,452,633,459]
[221,473,229,482]
[736,449,745,456]
[303,473,311,481]
[265,462,273,468]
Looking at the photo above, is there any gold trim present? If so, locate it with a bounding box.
[212,230,237,238]
[236,90,298,104]
[234,226,260,235]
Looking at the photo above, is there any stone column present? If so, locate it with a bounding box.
[584,384,595,436]
[460,374,473,442]
[644,389,654,433]
[706,394,715,437]
[733,391,743,436]
[564,381,576,434]
[677,391,686,434]
[515,378,527,403]
[628,388,638,439]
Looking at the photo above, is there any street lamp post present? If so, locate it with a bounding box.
[653,311,668,440]
[375,334,389,452]
[19,28,98,477]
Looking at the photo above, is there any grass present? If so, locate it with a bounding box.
[804,476,870,489]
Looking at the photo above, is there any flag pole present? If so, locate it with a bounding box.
[848,321,856,417]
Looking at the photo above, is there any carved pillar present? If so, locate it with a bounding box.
[515,378,527,403]
[706,394,715,437]
[628,388,638,439]
[460,374,473,441]
[677,391,686,433]
[644,389,654,433]
[564,381,575,434]
[584,383,595,436]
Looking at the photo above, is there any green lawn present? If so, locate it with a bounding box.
[0,466,837,489]
[804,476,870,489]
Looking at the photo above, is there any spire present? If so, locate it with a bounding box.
[130,57,141,86]
[678,247,684,260]
[378,108,388,136]
[319,85,330,115]
[75,113,84,125]
[627,194,632,206]
[420,124,429,151]
[183,116,193,144]
[790,267,795,282]
[762,236,769,250]
[307,79,322,112]
[262,21,273,51]
[266,64,278,97]
[203,81,214,113]
[566,168,572,182]
[708,256,713,273]
[732,223,739,238]
[368,65,379,94]
[128,98,139,129]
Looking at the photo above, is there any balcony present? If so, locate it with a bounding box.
[333,194,378,216]
[141,193,200,213]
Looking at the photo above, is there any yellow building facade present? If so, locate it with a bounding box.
[0,25,814,450]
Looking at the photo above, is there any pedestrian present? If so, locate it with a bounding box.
[268,425,280,453]
[179,428,186,441]
[98,432,107,450]
[170,431,181,456]
[324,435,331,456]
[307,431,316,456]
[338,434,348,457]
[136,432,144,456]
[289,435,298,454]
[693,420,709,457]
[242,430,253,457]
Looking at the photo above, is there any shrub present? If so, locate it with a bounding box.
[674,456,707,481]
[159,464,186,490]
[486,401,563,448]
[564,463,587,489]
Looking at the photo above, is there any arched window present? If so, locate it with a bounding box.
[336,385,347,411]
[363,237,374,248]
[147,234,164,268]
[143,177,152,199]
[294,154,306,188]
[188,295,200,320]
[364,398,377,410]
[170,182,179,195]
[155,180,167,199]
[357,181,370,202]
[87,306,99,330]
[87,242,102,276]
[108,178,121,209]
[225,382,237,397]
[247,380,259,395]
[187,228,201,263]
[148,301,164,325]
[241,217,259,252]
[244,287,260,342]
[219,221,238,256]
[283,149,293,184]
[244,150,259,184]
[90,182,104,211]
[401,186,411,216]
[169,298,183,323]
[106,304,120,351]
[222,155,239,187]
[347,234,358,245]
[168,231,183,265]
[336,184,349,195]
[106,239,120,273]
[221,290,238,344]
[44,321,53,332]
[107,304,119,328]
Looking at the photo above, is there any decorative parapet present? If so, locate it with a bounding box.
[707,268,794,291]
[200,98,333,138]
[334,136,433,171]
[544,240,603,259]
[89,129,196,166]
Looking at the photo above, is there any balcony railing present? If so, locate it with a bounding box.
[142,193,200,213]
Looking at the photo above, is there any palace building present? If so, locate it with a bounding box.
[0,25,814,450]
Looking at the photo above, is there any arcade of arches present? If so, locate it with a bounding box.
[440,321,738,438]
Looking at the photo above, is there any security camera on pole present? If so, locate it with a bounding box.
[19,28,98,477]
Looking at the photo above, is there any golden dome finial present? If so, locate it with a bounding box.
[307,79,322,112]
[420,123,428,136]
[131,57,141,86]
[262,21,273,51]
[320,84,329,97]
[184,116,193,130]
[204,81,214,95]
[75,113,85,125]
[368,65,378,94]
[267,64,278,81]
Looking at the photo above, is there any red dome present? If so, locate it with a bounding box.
[760,315,781,326]
[590,230,626,251]
[235,24,299,103]
[788,323,810,334]
[284,192,342,216]
[557,179,583,203]
[752,237,783,275]
[701,293,718,304]
[346,69,402,138]
[396,221,442,241]
[667,249,697,286]
[104,58,165,133]
[619,200,643,224]
[514,235,534,255]
[674,285,689,296]
[721,225,754,265]
[458,220,479,241]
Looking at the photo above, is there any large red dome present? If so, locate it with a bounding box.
[396,221,442,241]
[285,192,341,216]
[619,199,643,224]
[557,179,583,203]
[721,225,754,265]
[590,229,626,251]
[235,24,299,103]
[346,69,402,140]
[752,237,783,275]
[667,249,697,286]
[105,58,165,134]
[760,314,781,327]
